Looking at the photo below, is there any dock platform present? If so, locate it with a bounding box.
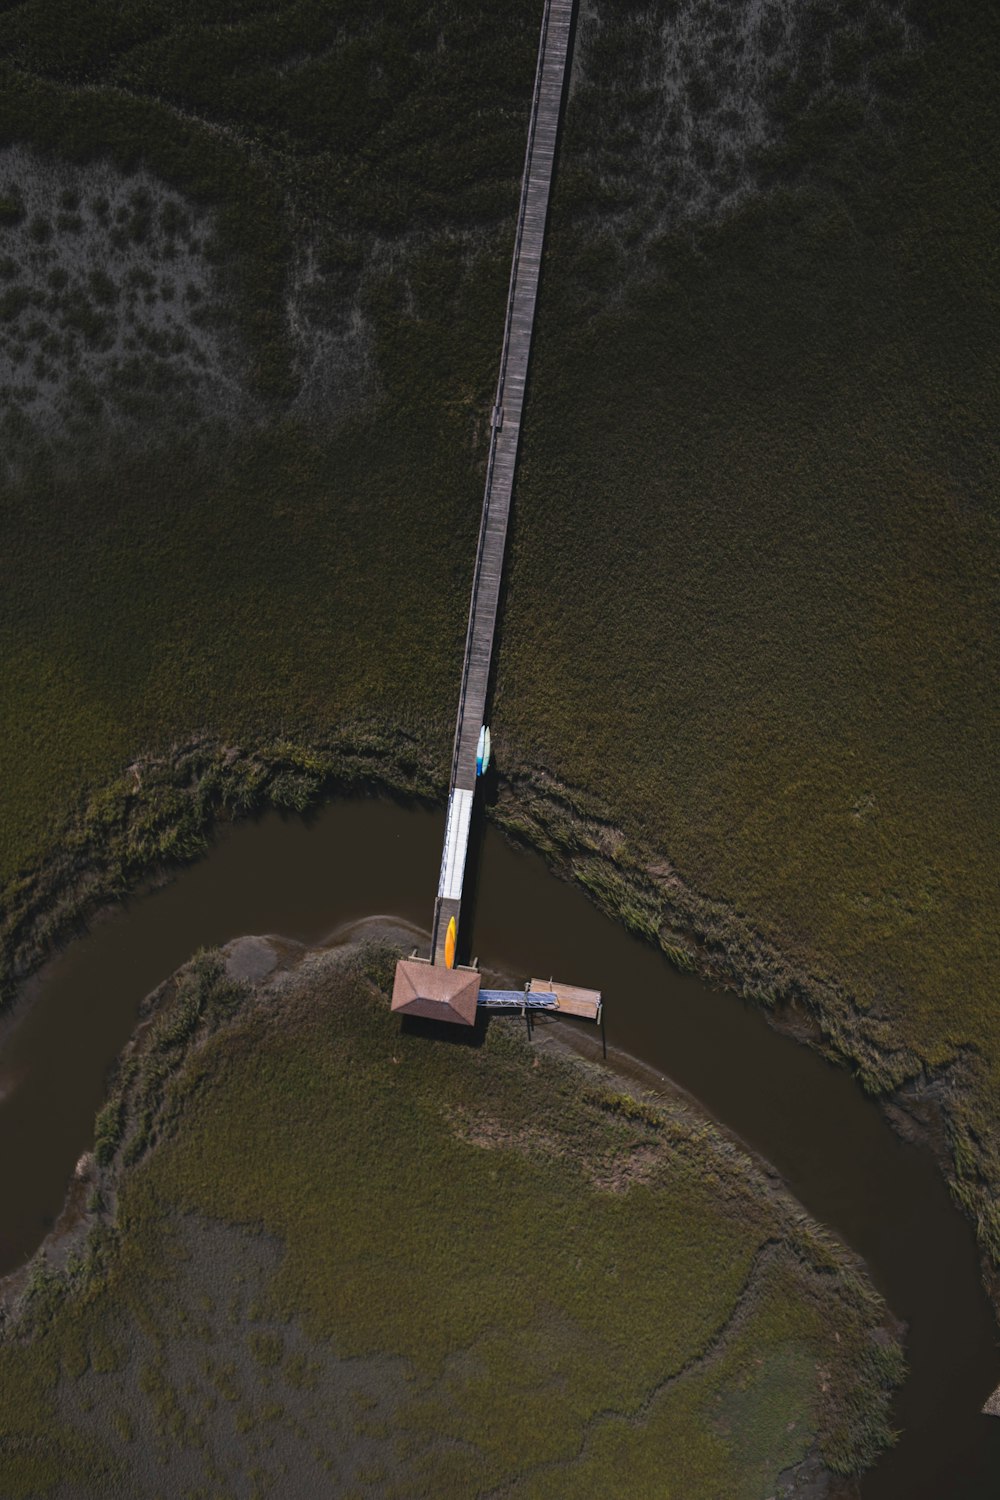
[529,978,602,1024]
[479,981,602,1023]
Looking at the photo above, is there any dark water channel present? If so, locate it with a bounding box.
[1,798,998,1497]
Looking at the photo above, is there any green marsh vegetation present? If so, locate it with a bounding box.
[0,0,544,872]
[0,945,903,1496]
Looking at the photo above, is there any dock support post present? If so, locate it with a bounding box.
[601,1013,607,1060]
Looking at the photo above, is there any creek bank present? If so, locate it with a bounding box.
[491,766,1000,1322]
[1,731,998,1331]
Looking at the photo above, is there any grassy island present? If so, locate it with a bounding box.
[0,943,902,1497]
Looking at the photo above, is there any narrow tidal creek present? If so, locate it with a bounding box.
[1,798,998,1496]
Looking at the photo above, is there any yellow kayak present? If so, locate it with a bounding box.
[445,916,457,969]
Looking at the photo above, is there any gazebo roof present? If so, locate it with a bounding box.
[391,958,481,1026]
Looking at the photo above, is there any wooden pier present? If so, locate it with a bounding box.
[431,0,575,966]
[390,1,599,1034]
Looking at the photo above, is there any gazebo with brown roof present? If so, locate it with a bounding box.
[391,958,481,1027]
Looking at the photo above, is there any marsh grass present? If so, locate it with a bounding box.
[499,0,999,1122]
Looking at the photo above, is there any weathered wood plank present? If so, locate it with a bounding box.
[529,978,603,1021]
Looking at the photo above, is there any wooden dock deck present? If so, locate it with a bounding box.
[529,978,602,1024]
[431,0,575,965]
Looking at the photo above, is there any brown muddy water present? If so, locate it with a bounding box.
[1,797,998,1497]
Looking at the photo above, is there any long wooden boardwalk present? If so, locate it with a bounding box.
[431,0,575,965]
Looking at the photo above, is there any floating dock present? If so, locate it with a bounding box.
[529,978,602,1024]
[480,981,602,1023]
